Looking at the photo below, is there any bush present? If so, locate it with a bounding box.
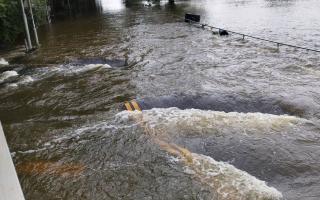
[0,0,24,45]
[0,0,47,46]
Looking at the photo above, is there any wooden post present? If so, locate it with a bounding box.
[20,0,32,51]
[0,122,25,200]
[27,0,40,47]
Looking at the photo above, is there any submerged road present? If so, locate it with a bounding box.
[0,0,320,199]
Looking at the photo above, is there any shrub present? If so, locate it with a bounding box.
[0,0,47,46]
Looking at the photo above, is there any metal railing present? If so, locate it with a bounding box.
[184,17,320,53]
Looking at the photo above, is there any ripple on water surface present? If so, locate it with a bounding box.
[2,0,320,199]
[13,108,320,199]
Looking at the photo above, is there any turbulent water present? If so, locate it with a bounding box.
[1,0,320,199]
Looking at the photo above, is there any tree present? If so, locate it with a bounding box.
[0,0,24,46]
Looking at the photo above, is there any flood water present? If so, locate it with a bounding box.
[1,0,320,199]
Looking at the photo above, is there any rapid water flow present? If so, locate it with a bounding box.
[1,0,320,199]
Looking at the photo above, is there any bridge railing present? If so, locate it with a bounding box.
[0,121,25,200]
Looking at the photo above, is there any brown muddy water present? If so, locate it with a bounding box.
[1,0,320,199]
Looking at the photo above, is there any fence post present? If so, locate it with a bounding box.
[27,0,40,47]
[20,0,32,51]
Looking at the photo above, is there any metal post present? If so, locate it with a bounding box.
[24,39,28,50]
[67,0,71,15]
[45,0,51,24]
[0,122,25,200]
[20,0,32,51]
[27,0,40,46]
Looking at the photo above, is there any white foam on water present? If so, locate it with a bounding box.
[49,122,119,145]
[17,147,48,154]
[35,63,112,78]
[62,64,112,75]
[19,63,113,83]
[7,83,18,88]
[158,140,283,199]
[142,1,153,7]
[0,75,34,91]
[179,152,283,200]
[116,108,309,199]
[0,58,9,65]
[18,75,34,84]
[84,63,112,69]
[119,108,307,137]
[0,70,18,83]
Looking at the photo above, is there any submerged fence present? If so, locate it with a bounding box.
[184,14,320,53]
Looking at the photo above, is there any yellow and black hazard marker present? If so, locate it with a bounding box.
[124,100,142,111]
